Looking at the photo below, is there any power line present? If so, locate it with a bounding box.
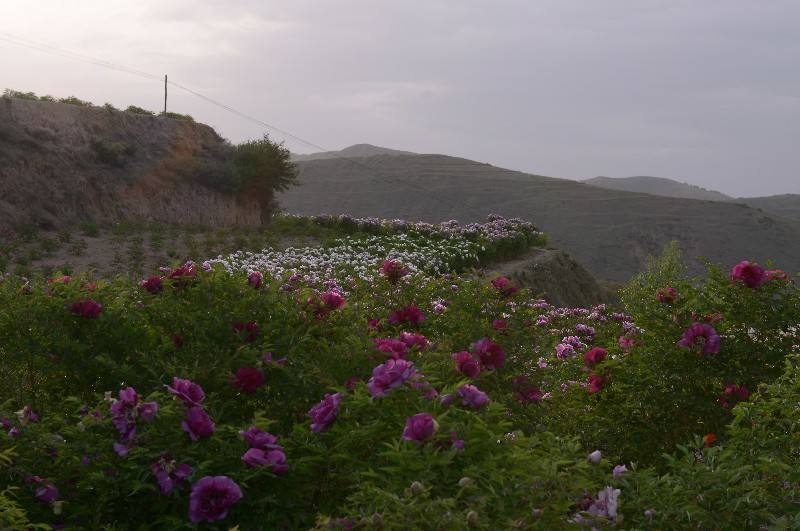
[0,30,479,214]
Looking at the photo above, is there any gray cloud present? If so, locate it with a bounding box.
[3,0,798,197]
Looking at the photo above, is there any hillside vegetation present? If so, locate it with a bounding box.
[277,150,800,282]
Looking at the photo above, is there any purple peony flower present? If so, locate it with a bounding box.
[182,406,216,441]
[230,367,265,393]
[242,448,290,474]
[456,385,490,409]
[730,260,767,289]
[470,338,506,369]
[402,413,437,442]
[452,351,482,378]
[613,464,628,477]
[367,358,416,397]
[588,450,602,463]
[151,454,193,495]
[165,377,205,407]
[677,323,721,356]
[308,393,343,433]
[109,387,158,442]
[188,476,243,523]
[33,484,59,505]
[238,426,283,452]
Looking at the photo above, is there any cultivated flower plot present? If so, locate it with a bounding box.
[1,223,798,529]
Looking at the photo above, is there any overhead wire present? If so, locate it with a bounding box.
[0,30,479,214]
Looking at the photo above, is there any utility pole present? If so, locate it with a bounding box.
[164,75,168,114]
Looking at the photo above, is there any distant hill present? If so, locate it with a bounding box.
[738,195,800,222]
[291,143,415,162]
[582,176,733,201]
[277,151,800,282]
[582,176,800,222]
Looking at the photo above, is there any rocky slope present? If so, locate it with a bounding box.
[0,96,261,230]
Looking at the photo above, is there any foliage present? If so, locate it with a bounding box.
[57,95,94,107]
[124,105,156,116]
[3,89,40,101]
[159,111,195,121]
[0,224,798,529]
[89,138,137,168]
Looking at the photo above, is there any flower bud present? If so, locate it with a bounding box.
[371,513,383,526]
[466,511,479,525]
[588,450,602,463]
[458,477,473,487]
[410,481,424,495]
[532,509,543,519]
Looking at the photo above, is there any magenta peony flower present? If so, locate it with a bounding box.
[400,331,429,351]
[456,385,490,409]
[718,384,751,409]
[677,323,721,356]
[70,299,103,319]
[452,351,482,378]
[491,276,518,297]
[308,393,343,433]
[492,319,508,331]
[33,484,59,505]
[387,304,426,326]
[470,338,506,369]
[367,358,417,397]
[188,476,243,523]
[182,406,216,441]
[232,322,260,343]
[372,338,409,359]
[380,260,410,283]
[247,271,263,289]
[402,413,437,442]
[515,386,543,403]
[169,265,197,288]
[165,377,205,407]
[141,276,164,293]
[323,291,346,310]
[238,426,283,452]
[588,375,607,394]
[656,287,677,302]
[230,367,265,393]
[583,347,608,365]
[730,260,767,288]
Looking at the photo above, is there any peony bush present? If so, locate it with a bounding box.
[1,218,798,529]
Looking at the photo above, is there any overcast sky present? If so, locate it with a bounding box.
[3,1,799,197]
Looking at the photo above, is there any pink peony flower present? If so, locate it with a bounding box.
[230,367,265,393]
[677,323,721,356]
[452,351,482,378]
[470,338,506,369]
[238,426,283,452]
[169,265,197,288]
[70,299,102,319]
[588,375,607,394]
[367,358,416,397]
[402,413,437,442]
[656,287,677,302]
[165,377,205,407]
[380,260,410,283]
[400,331,429,351]
[372,338,409,360]
[232,322,260,343]
[491,276,518,297]
[247,271,263,289]
[387,304,426,326]
[583,347,608,365]
[188,476,243,523]
[308,393,343,433]
[730,260,767,288]
[141,276,164,293]
[456,385,490,409]
[718,384,751,409]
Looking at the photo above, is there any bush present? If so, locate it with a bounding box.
[159,111,195,121]
[124,105,156,116]
[58,96,94,107]
[2,89,39,100]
